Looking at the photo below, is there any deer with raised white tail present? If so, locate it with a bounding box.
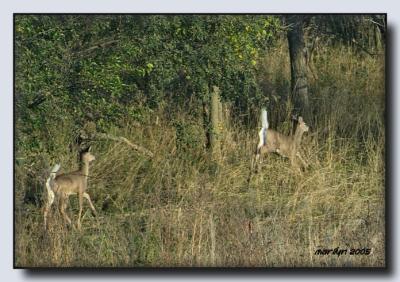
[43,146,97,230]
[254,109,309,171]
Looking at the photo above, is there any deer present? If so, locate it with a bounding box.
[254,109,309,171]
[43,146,97,230]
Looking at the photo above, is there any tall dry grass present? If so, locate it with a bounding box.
[15,42,385,267]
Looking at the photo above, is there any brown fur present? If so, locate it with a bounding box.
[255,116,309,169]
[44,151,97,230]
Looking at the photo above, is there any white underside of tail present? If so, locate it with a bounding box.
[257,128,266,151]
[45,178,55,206]
[257,109,269,151]
[45,164,61,206]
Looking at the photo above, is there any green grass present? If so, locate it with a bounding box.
[14,43,385,267]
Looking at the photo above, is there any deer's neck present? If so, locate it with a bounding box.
[79,161,90,178]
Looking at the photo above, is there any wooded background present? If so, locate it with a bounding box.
[15,15,386,267]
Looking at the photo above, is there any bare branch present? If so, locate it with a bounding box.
[84,132,154,158]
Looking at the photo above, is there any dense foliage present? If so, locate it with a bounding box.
[15,15,281,154]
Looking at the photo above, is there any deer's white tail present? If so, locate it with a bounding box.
[45,164,60,206]
[257,108,269,151]
[261,108,268,129]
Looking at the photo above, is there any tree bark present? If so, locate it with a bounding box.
[210,86,222,158]
[202,94,211,149]
[286,15,310,120]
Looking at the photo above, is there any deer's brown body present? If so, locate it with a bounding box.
[256,116,309,169]
[44,149,97,230]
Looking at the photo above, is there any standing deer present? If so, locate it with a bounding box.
[254,109,309,171]
[43,146,97,230]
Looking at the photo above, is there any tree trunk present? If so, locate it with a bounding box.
[286,15,310,120]
[210,86,222,158]
[202,96,211,149]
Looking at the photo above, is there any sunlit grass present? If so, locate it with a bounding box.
[15,43,385,267]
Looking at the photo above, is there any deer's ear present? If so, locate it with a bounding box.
[81,145,91,153]
[88,145,92,152]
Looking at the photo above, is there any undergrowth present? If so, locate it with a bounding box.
[15,43,385,267]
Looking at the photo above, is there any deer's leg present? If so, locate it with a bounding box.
[289,157,296,167]
[256,143,267,163]
[254,152,262,173]
[256,132,263,161]
[289,151,300,170]
[83,192,97,216]
[43,190,55,230]
[252,145,262,173]
[255,152,261,164]
[60,195,72,226]
[296,152,308,168]
[289,157,302,173]
[77,191,84,230]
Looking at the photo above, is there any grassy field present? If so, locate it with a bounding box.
[14,42,385,267]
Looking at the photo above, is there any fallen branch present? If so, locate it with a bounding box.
[80,131,154,158]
